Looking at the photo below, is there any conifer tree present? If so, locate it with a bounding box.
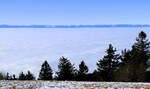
[77,60,89,81]
[120,49,132,64]
[5,72,10,80]
[131,31,150,63]
[0,72,5,80]
[129,31,150,81]
[96,44,120,81]
[26,71,35,80]
[56,56,76,80]
[12,74,17,80]
[115,31,150,82]
[19,72,26,80]
[78,60,88,75]
[38,60,53,80]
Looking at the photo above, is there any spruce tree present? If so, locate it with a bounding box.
[19,72,26,80]
[131,31,150,63]
[120,49,132,64]
[129,31,150,81]
[12,74,17,80]
[5,72,10,80]
[0,72,5,80]
[115,31,150,82]
[114,49,133,81]
[96,44,120,81]
[56,56,75,80]
[78,60,88,75]
[38,60,53,80]
[77,60,89,81]
[26,71,35,80]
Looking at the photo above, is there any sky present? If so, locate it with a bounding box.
[0,0,150,25]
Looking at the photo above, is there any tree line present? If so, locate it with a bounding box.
[1,31,150,82]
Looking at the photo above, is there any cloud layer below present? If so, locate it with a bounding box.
[0,28,149,77]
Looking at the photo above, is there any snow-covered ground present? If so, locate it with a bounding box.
[0,81,150,89]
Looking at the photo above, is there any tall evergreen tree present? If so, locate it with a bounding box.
[26,71,35,80]
[129,31,150,81]
[96,44,120,81]
[115,31,150,82]
[131,31,150,63]
[38,60,53,80]
[56,56,76,80]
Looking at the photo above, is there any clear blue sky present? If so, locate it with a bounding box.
[0,0,150,25]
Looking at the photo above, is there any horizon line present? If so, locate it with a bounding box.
[0,24,149,28]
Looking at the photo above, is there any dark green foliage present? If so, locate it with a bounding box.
[131,31,150,64]
[0,74,4,80]
[5,72,9,80]
[91,70,103,81]
[96,44,120,81]
[121,49,132,64]
[25,71,35,80]
[115,31,150,82]
[146,71,150,82]
[0,72,5,80]
[38,60,53,80]
[129,31,150,81]
[5,72,14,80]
[19,72,26,80]
[12,74,17,80]
[76,60,89,81]
[79,60,88,75]
[56,56,76,80]
[18,71,35,80]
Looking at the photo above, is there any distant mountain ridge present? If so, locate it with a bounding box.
[0,24,150,28]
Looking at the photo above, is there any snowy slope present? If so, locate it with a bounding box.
[0,81,150,89]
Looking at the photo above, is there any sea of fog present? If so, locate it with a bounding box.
[0,28,149,76]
